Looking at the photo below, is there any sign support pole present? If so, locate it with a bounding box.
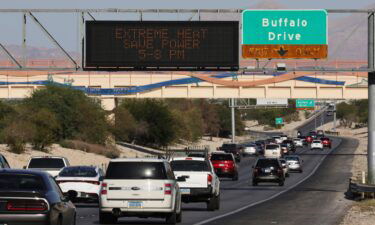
[231,98,236,143]
[333,101,337,132]
[368,12,375,184]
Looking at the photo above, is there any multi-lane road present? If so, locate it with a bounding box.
[76,112,357,225]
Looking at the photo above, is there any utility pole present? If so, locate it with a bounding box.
[231,98,236,143]
[368,12,375,184]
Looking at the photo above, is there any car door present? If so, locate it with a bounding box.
[48,176,76,225]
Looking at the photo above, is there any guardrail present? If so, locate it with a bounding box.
[347,178,375,200]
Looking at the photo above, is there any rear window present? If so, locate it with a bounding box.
[221,144,237,149]
[313,141,321,143]
[0,174,45,191]
[171,160,210,172]
[28,158,65,169]
[106,162,167,180]
[210,154,233,161]
[59,167,97,177]
[255,159,280,168]
[266,145,279,150]
[286,157,299,161]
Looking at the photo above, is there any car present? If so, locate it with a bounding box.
[293,138,303,148]
[280,143,289,155]
[218,143,242,162]
[299,136,308,146]
[252,158,285,186]
[321,137,332,148]
[242,143,259,156]
[264,144,282,158]
[170,157,220,211]
[100,158,182,224]
[25,156,70,177]
[210,152,238,180]
[272,136,283,144]
[285,155,303,173]
[0,169,76,225]
[56,166,104,203]
[279,158,289,177]
[311,140,324,150]
[280,135,288,141]
[282,140,296,153]
[317,130,324,138]
[305,136,313,144]
[0,154,10,168]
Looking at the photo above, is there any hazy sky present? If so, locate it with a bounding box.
[0,0,373,52]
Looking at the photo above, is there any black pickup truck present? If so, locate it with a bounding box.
[218,143,243,162]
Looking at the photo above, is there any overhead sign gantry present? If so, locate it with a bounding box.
[242,10,328,59]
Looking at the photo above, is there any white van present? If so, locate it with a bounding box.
[264,144,282,158]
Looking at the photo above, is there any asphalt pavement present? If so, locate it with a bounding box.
[75,111,345,225]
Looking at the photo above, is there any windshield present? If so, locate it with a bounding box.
[210,154,233,161]
[28,158,65,169]
[266,144,279,150]
[255,159,280,168]
[59,167,97,177]
[0,174,45,191]
[171,160,210,172]
[106,162,167,180]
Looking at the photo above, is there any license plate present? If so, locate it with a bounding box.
[128,201,143,209]
[264,169,271,173]
[180,188,191,195]
[219,164,225,167]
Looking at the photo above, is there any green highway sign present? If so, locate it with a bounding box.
[275,118,283,125]
[242,10,328,45]
[296,99,315,109]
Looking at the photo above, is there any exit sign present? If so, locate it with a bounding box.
[275,118,283,125]
[242,10,328,59]
[296,99,315,110]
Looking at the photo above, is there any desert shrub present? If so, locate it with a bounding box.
[59,140,120,159]
[1,117,34,154]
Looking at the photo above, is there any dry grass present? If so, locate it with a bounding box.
[59,140,120,159]
[355,199,375,211]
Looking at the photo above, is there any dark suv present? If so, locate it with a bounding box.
[282,140,296,153]
[252,158,285,186]
[218,144,242,162]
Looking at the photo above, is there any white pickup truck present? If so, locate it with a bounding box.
[25,156,70,177]
[170,157,220,211]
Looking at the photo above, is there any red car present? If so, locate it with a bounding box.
[210,152,238,181]
[305,136,313,144]
[321,137,332,148]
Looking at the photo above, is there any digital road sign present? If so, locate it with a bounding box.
[84,21,239,71]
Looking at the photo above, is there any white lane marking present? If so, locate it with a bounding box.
[194,138,342,225]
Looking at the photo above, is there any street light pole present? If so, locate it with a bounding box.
[368,12,375,184]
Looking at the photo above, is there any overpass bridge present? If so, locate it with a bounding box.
[0,60,368,110]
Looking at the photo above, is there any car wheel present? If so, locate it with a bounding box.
[166,212,177,224]
[278,181,284,186]
[252,180,258,186]
[232,173,239,181]
[176,211,182,223]
[207,195,217,211]
[215,194,221,210]
[299,169,303,173]
[286,173,289,177]
[99,212,117,224]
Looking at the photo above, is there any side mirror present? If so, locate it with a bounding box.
[177,176,186,182]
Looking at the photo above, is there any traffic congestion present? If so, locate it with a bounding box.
[0,130,333,225]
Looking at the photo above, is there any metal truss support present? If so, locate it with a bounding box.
[0,43,22,68]
[27,12,78,69]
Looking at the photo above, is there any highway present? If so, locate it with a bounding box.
[75,111,351,225]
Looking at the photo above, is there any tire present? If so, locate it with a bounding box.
[176,211,182,223]
[71,213,76,225]
[166,212,177,224]
[286,173,289,177]
[252,180,258,186]
[207,195,217,211]
[232,173,239,181]
[99,212,117,224]
[299,169,303,173]
[278,181,284,186]
[215,194,221,210]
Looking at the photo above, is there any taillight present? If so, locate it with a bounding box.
[207,174,213,186]
[101,182,107,195]
[6,200,48,211]
[165,183,172,195]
